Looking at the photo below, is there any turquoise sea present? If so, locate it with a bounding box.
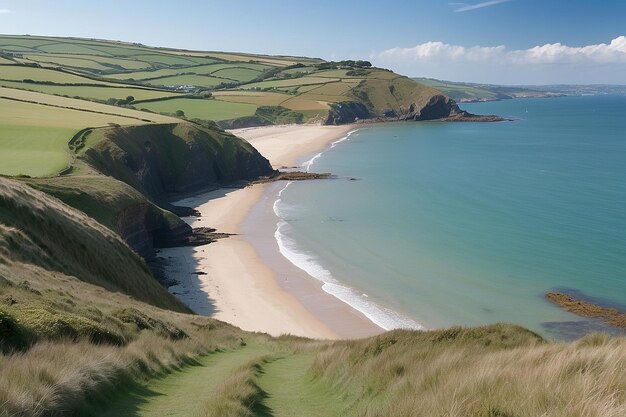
[273,96,626,339]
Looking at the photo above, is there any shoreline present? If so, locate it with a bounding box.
[162,124,383,339]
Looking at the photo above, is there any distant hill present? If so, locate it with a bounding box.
[414,77,626,103]
[413,77,564,102]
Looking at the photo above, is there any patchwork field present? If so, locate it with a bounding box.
[138,98,259,120]
[2,35,437,126]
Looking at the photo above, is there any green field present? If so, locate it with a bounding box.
[211,67,261,82]
[146,74,226,88]
[0,87,176,176]
[0,80,179,101]
[19,54,114,72]
[0,123,75,176]
[242,76,340,90]
[138,98,258,120]
[212,91,291,106]
[0,65,118,84]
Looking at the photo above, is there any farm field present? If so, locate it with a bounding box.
[212,91,291,106]
[0,79,180,102]
[138,98,259,120]
[0,86,176,177]
[145,74,226,88]
[1,35,443,126]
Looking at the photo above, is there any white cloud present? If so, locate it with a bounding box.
[375,36,626,66]
[450,0,512,12]
[378,42,505,62]
[0,9,11,14]
[372,37,626,84]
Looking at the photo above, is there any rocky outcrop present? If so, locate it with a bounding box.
[116,203,191,258]
[401,94,460,121]
[396,94,504,122]
[546,292,626,330]
[325,102,371,125]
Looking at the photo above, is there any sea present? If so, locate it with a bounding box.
[270,95,626,340]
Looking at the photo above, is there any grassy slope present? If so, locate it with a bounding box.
[1,35,447,125]
[0,177,625,416]
[0,177,185,312]
[23,175,170,232]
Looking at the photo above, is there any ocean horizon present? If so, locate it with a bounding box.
[269,95,626,340]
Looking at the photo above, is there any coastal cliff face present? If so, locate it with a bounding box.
[83,122,275,202]
[23,175,192,259]
[116,203,191,257]
[401,94,460,120]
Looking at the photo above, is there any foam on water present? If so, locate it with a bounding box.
[274,131,424,331]
[302,129,357,172]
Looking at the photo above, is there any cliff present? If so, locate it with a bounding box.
[82,122,275,203]
[24,175,191,259]
[0,177,188,312]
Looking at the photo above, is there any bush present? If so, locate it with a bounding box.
[0,309,28,352]
[113,308,187,340]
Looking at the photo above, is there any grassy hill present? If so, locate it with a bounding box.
[1,35,469,128]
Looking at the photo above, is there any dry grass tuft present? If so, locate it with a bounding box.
[311,326,626,417]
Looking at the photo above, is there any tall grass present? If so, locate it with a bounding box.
[311,326,626,417]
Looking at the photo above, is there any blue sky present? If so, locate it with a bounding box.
[1,0,625,84]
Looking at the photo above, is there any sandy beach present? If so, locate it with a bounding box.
[162,124,383,339]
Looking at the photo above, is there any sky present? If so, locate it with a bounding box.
[1,0,625,85]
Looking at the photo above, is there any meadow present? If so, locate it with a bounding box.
[0,87,175,177]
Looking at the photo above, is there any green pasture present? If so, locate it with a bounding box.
[212,91,290,106]
[104,64,223,81]
[242,76,340,90]
[138,98,258,120]
[0,90,173,176]
[0,124,74,177]
[0,45,37,52]
[211,67,261,82]
[0,65,115,84]
[36,43,110,55]
[31,53,152,71]
[304,80,360,96]
[131,54,203,66]
[20,54,112,72]
[146,74,225,88]
[0,36,53,48]
[0,80,179,101]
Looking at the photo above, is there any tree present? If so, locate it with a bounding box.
[175,110,185,117]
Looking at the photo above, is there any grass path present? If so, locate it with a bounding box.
[256,352,348,417]
[98,341,270,417]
